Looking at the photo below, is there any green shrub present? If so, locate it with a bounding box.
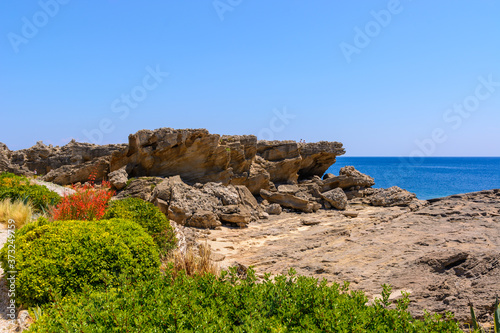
[103,197,176,256]
[27,268,462,332]
[0,218,159,307]
[0,172,29,187]
[0,172,60,212]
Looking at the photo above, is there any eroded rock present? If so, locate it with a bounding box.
[260,189,320,213]
[321,188,348,210]
[108,167,128,190]
[368,186,416,207]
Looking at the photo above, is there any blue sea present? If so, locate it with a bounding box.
[325,157,500,200]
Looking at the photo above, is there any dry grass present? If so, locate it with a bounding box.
[163,242,219,279]
[0,199,33,228]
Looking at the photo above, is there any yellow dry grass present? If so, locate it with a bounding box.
[163,242,219,278]
[0,199,33,229]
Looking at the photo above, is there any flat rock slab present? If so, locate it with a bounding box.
[205,189,500,324]
[301,219,321,226]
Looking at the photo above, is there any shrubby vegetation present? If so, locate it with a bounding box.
[0,172,60,212]
[26,268,463,332]
[0,218,159,306]
[103,197,176,256]
[50,180,114,221]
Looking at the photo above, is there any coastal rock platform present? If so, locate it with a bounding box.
[203,189,500,324]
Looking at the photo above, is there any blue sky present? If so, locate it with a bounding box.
[1,1,499,156]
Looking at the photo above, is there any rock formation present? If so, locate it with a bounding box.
[1,128,345,193]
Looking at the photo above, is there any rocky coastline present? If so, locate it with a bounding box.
[1,127,499,325]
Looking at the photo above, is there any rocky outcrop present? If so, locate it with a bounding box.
[13,140,125,179]
[109,129,345,193]
[321,166,375,192]
[114,177,164,201]
[367,186,417,207]
[149,176,261,228]
[260,189,321,213]
[2,129,345,191]
[0,143,31,175]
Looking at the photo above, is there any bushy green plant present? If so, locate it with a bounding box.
[103,197,176,256]
[27,268,462,332]
[0,172,29,187]
[0,172,60,211]
[0,218,159,307]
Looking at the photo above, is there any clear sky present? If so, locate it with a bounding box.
[1,1,499,156]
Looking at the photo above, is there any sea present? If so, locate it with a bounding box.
[324,157,500,200]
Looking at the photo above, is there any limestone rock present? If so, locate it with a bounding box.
[2,129,345,193]
[256,141,302,184]
[219,204,253,227]
[202,182,240,206]
[321,166,375,192]
[186,210,221,229]
[42,157,110,185]
[277,184,300,194]
[260,189,320,213]
[368,186,416,207]
[265,203,282,215]
[321,188,348,210]
[114,177,163,201]
[14,140,125,178]
[298,141,345,180]
[0,142,31,175]
[323,173,335,180]
[234,185,259,211]
[151,176,220,225]
[108,167,128,190]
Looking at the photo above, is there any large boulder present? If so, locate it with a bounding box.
[185,210,221,229]
[151,176,220,225]
[108,167,128,190]
[265,203,282,215]
[260,189,321,213]
[368,186,416,207]
[321,166,375,192]
[321,188,348,210]
[114,177,164,201]
[150,176,259,228]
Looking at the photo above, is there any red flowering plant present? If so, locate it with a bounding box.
[50,170,115,221]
